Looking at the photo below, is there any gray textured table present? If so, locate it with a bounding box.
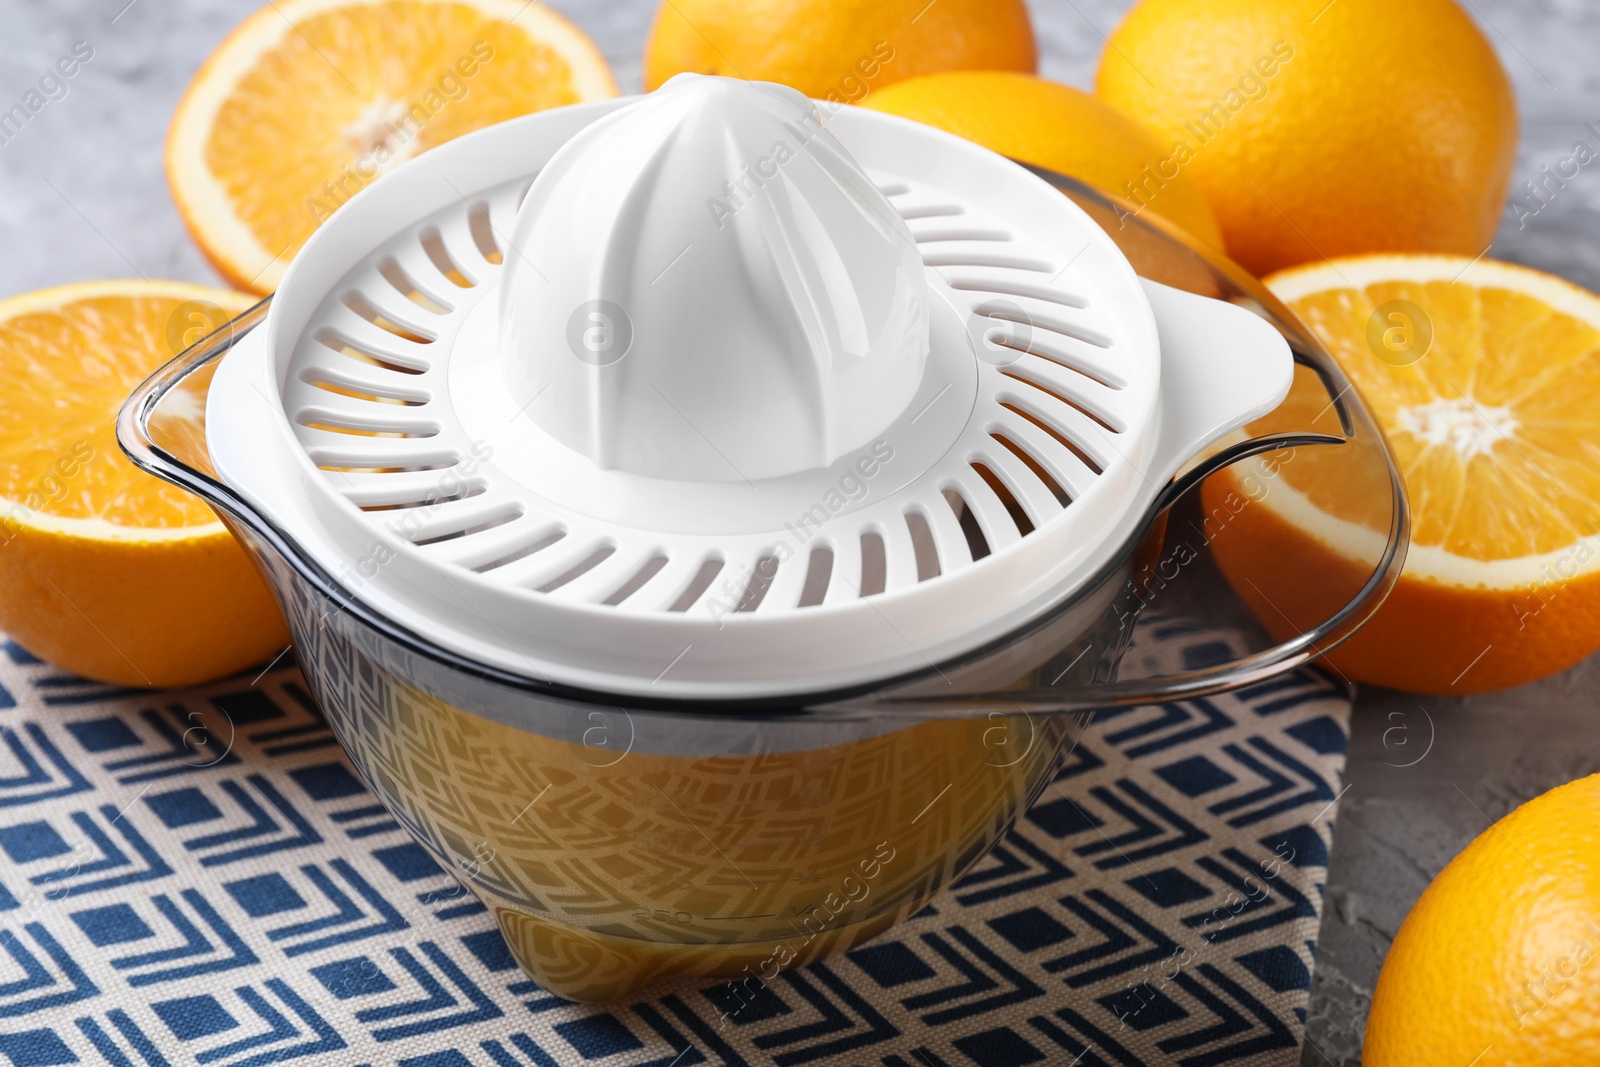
[3,1,1597,1063]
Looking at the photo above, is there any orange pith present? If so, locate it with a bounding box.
[1203,255,1600,694]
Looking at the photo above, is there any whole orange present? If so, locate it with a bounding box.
[864,72,1223,250]
[1094,0,1517,277]
[642,0,1034,104]
[1365,775,1600,1064]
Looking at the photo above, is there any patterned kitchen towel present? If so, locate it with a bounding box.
[0,617,1347,1067]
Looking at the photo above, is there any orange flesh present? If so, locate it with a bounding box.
[1279,280,1600,561]
[206,2,596,265]
[0,290,252,530]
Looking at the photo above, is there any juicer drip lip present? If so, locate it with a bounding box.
[119,296,1364,722]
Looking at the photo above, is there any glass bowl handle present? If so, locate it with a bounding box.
[117,296,274,528]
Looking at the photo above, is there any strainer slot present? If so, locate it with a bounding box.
[302,435,454,463]
[947,276,1089,310]
[873,517,920,590]
[911,227,1013,244]
[960,472,1026,554]
[356,484,485,512]
[913,494,974,571]
[472,525,567,574]
[876,181,910,197]
[310,443,458,470]
[858,532,887,597]
[904,509,941,581]
[317,459,456,474]
[314,330,430,375]
[1001,368,1122,434]
[797,546,833,608]
[975,437,1069,529]
[753,545,814,610]
[973,299,1114,353]
[295,408,440,438]
[920,250,1052,272]
[466,201,504,266]
[734,553,781,612]
[943,488,991,561]
[552,549,642,603]
[340,292,436,344]
[302,378,422,407]
[602,553,670,607]
[999,399,1104,476]
[820,536,864,605]
[970,462,1035,538]
[377,257,453,315]
[336,469,486,510]
[991,432,1071,507]
[298,367,430,407]
[419,226,476,288]
[496,531,620,588]
[898,203,965,221]
[667,557,725,613]
[1001,337,1122,391]
[408,504,523,546]
[537,542,616,593]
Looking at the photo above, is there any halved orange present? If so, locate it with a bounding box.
[0,281,288,687]
[167,0,618,293]
[1204,255,1600,694]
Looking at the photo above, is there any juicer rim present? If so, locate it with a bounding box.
[201,95,1305,698]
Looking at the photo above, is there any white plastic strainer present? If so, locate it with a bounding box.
[206,74,1291,700]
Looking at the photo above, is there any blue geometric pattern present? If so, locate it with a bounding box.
[0,623,1345,1064]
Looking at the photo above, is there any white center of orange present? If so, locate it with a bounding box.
[343,99,418,165]
[159,387,205,425]
[1396,396,1517,460]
